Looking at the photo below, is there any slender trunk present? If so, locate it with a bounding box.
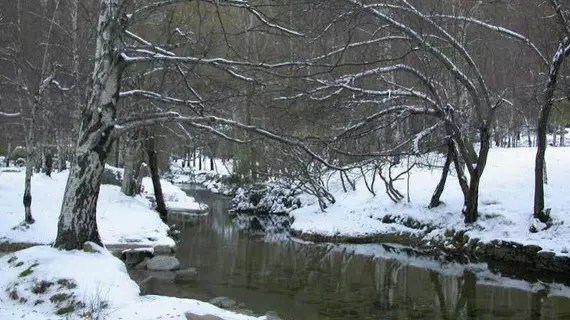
[429,141,454,208]
[114,136,120,168]
[122,137,136,195]
[534,40,569,219]
[451,140,469,199]
[6,142,11,167]
[56,133,65,172]
[22,69,52,224]
[146,135,167,222]
[45,153,52,177]
[54,0,124,250]
[23,147,34,224]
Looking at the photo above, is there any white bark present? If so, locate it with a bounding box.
[55,0,124,249]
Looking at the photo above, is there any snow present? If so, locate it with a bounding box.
[290,147,570,256]
[0,245,266,320]
[0,169,173,247]
[141,177,208,212]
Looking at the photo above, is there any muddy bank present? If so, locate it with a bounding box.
[0,241,36,253]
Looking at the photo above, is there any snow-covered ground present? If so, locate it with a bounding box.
[0,167,199,246]
[141,177,208,212]
[0,245,266,320]
[291,147,570,256]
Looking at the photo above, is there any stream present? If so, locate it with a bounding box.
[132,187,570,320]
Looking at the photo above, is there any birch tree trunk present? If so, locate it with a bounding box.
[54,0,124,249]
[122,135,137,196]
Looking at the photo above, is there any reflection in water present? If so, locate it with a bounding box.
[141,188,570,320]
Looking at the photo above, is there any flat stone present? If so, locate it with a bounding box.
[146,256,180,271]
[174,268,198,283]
[209,296,238,309]
[185,312,224,320]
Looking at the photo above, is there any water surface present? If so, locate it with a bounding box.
[135,187,570,320]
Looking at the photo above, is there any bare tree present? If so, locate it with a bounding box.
[534,0,570,221]
[53,0,308,249]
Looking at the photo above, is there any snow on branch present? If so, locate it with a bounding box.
[131,0,303,37]
[119,89,201,106]
[335,105,441,140]
[124,30,175,57]
[345,0,483,114]
[429,14,548,65]
[0,111,21,117]
[412,121,443,154]
[313,36,411,62]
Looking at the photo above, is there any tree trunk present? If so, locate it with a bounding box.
[55,150,106,249]
[54,0,124,250]
[45,153,53,177]
[462,174,480,223]
[114,136,120,168]
[146,135,168,222]
[122,132,143,196]
[23,147,34,224]
[122,137,136,195]
[6,141,11,167]
[429,141,454,208]
[534,39,569,219]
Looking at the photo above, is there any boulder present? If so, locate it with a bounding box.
[174,268,198,283]
[122,248,154,267]
[146,256,180,271]
[185,312,224,320]
[134,257,150,270]
[83,242,104,253]
[139,276,154,295]
[209,296,238,309]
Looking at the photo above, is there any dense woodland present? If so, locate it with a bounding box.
[0,0,569,250]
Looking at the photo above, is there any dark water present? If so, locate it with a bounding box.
[136,188,570,320]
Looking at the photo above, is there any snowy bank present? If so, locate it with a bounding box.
[290,147,570,258]
[142,177,208,213]
[0,169,173,247]
[0,245,267,320]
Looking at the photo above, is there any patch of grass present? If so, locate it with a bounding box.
[50,292,72,304]
[32,280,54,294]
[15,261,24,267]
[18,262,39,278]
[55,305,75,315]
[56,278,77,289]
[34,299,44,305]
